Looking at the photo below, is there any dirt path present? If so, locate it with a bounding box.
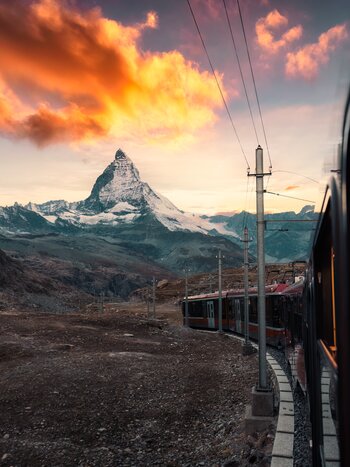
[0,304,274,466]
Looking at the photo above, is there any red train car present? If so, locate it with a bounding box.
[182,283,288,346]
[281,280,306,392]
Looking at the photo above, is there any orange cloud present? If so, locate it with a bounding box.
[285,24,348,79]
[285,185,300,191]
[0,0,223,146]
[256,9,302,53]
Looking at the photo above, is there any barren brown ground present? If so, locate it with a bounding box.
[0,303,275,466]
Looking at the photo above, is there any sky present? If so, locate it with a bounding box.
[0,0,349,215]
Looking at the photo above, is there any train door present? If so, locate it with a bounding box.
[207,301,215,329]
[235,299,242,333]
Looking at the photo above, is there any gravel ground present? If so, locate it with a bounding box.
[268,347,312,466]
[0,305,276,466]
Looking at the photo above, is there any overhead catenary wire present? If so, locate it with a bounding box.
[272,170,319,184]
[265,190,316,204]
[236,0,272,170]
[186,0,250,171]
[223,0,259,146]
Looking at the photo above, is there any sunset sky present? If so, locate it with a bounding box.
[0,0,349,214]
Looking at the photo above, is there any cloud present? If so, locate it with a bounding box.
[285,185,300,191]
[0,0,223,146]
[191,0,222,21]
[256,9,302,53]
[285,24,348,79]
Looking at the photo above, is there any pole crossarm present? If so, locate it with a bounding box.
[248,172,272,177]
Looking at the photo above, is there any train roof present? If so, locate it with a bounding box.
[186,283,289,301]
[281,279,304,295]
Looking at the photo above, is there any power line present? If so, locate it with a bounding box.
[186,0,250,171]
[265,191,316,203]
[272,170,319,184]
[236,0,272,169]
[223,0,259,146]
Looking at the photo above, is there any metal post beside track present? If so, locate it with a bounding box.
[242,227,254,355]
[185,269,189,327]
[244,227,249,344]
[218,250,223,333]
[147,286,150,319]
[152,276,156,318]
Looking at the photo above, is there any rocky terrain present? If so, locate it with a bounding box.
[0,304,276,466]
[0,242,306,313]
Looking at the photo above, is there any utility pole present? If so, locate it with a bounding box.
[218,250,223,333]
[152,276,156,318]
[256,145,268,389]
[100,292,104,313]
[185,269,189,327]
[245,145,273,429]
[241,227,254,355]
[147,286,150,319]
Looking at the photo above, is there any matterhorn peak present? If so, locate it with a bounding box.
[79,148,144,212]
[115,148,127,160]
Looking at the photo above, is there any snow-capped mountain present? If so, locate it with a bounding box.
[0,148,318,267]
[24,149,234,237]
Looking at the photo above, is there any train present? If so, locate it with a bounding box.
[182,283,289,346]
[182,91,350,466]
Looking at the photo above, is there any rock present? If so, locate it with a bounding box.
[3,433,10,440]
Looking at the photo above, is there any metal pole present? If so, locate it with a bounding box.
[244,227,250,345]
[100,292,104,313]
[152,276,156,318]
[147,286,150,318]
[256,145,267,389]
[218,250,222,332]
[185,270,189,327]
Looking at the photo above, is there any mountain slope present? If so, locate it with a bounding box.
[205,206,318,262]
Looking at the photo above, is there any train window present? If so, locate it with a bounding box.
[250,297,258,323]
[222,298,227,320]
[271,296,282,327]
[265,297,272,325]
[202,301,206,317]
[228,299,234,319]
[240,298,245,325]
[189,301,205,317]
